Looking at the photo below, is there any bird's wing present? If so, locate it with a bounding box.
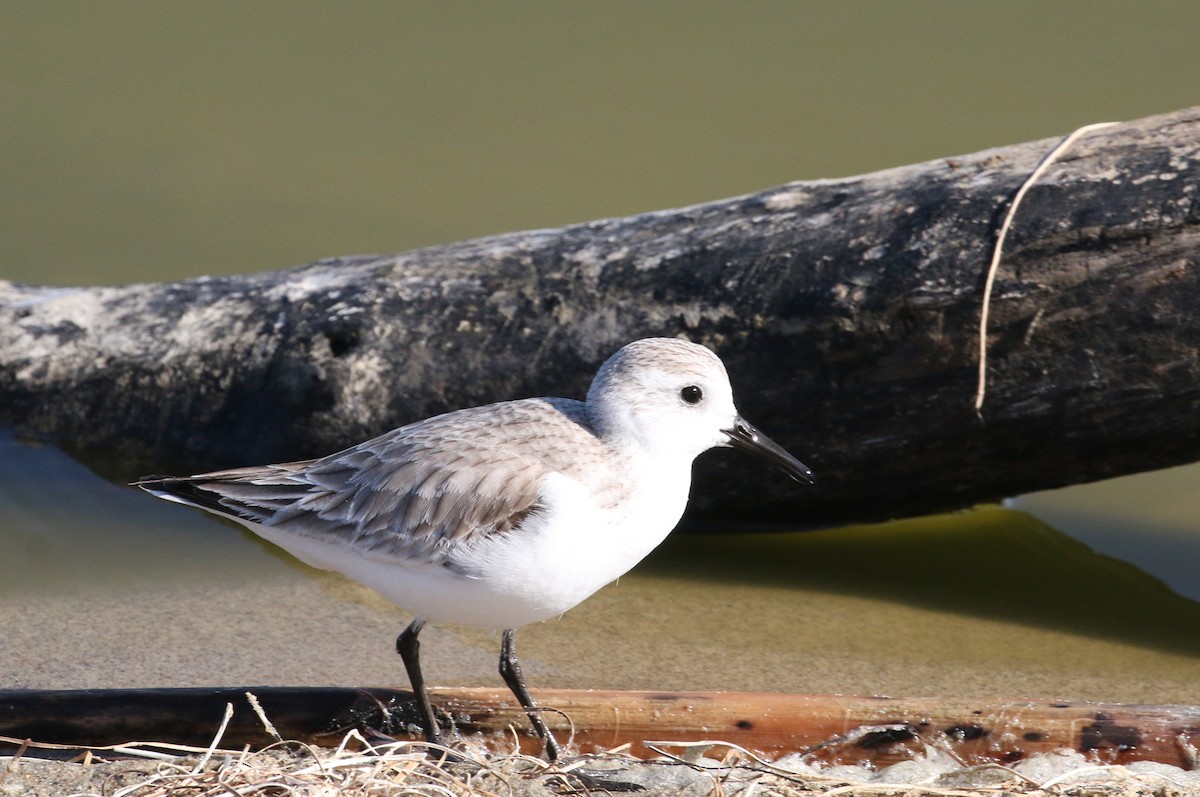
[136,398,603,564]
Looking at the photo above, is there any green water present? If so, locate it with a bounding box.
[1,3,1198,701]
[2,2,1197,286]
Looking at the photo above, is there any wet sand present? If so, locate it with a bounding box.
[2,431,1199,705]
[4,515,1199,705]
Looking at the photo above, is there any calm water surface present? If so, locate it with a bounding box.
[1,3,1198,702]
[2,429,1198,703]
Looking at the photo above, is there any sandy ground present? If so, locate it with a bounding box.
[2,430,1199,704]
[4,539,1200,703]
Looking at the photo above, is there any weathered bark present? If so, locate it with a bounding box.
[2,687,1198,769]
[2,107,1198,527]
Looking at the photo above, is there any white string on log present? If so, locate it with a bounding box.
[974,121,1120,415]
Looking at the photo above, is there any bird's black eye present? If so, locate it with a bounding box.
[680,385,703,405]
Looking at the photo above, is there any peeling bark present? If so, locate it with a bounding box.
[2,107,1199,527]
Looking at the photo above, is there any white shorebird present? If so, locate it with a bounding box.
[137,337,813,759]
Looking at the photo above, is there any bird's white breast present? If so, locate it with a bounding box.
[449,460,692,626]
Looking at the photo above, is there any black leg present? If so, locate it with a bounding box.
[396,617,443,747]
[498,628,560,761]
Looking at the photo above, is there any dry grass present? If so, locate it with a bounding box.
[0,737,901,797]
[6,736,1199,797]
[77,738,530,797]
[3,701,1198,797]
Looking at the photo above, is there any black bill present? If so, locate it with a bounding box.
[723,416,815,485]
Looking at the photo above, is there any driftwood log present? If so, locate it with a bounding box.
[2,107,1199,527]
[2,688,1199,769]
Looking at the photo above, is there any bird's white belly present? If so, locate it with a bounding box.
[242,469,691,629]
[452,470,690,625]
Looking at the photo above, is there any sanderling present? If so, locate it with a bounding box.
[137,337,813,759]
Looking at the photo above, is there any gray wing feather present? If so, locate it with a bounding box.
[141,398,604,564]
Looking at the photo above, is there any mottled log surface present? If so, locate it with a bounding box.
[2,107,1198,527]
[2,687,1199,769]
